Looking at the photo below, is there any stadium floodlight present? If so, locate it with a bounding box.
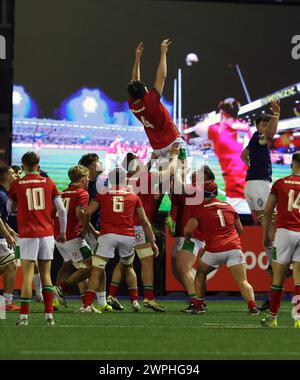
[82,96,98,113]
[13,85,37,118]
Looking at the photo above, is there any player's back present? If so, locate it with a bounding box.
[272,175,300,231]
[128,88,180,149]
[95,188,142,237]
[193,199,241,252]
[8,173,59,238]
[54,185,88,240]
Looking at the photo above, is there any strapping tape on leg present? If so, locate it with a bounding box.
[120,254,135,266]
[0,253,15,268]
[136,246,153,260]
[92,255,107,269]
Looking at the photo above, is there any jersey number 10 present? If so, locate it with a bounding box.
[26,187,45,211]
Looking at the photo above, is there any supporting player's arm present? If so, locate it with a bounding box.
[234,218,243,235]
[6,198,17,213]
[131,42,143,81]
[265,100,280,140]
[159,143,180,182]
[262,194,277,247]
[82,200,99,236]
[0,217,15,249]
[136,207,159,257]
[54,196,67,243]
[154,39,172,95]
[184,217,199,240]
[240,147,250,166]
[76,206,99,239]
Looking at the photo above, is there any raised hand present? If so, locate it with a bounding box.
[160,39,172,54]
[135,42,143,59]
[270,99,280,115]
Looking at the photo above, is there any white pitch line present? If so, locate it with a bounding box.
[7,324,296,329]
[19,350,300,357]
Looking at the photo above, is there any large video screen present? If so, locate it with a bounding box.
[12,0,300,213]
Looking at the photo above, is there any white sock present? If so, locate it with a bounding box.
[20,314,28,320]
[45,313,53,319]
[96,291,106,306]
[33,274,42,296]
[3,293,13,305]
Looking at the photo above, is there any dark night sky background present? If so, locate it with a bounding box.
[14,0,300,118]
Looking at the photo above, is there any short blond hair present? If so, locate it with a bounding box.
[68,165,89,182]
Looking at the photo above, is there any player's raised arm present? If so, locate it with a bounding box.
[136,207,159,257]
[131,42,143,81]
[184,217,199,240]
[154,39,172,95]
[265,100,280,140]
[262,193,277,247]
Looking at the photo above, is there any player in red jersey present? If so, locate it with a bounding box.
[76,168,159,313]
[128,40,183,158]
[184,180,258,315]
[261,151,300,328]
[170,166,216,313]
[53,165,99,309]
[107,146,179,312]
[7,152,67,326]
[195,98,252,214]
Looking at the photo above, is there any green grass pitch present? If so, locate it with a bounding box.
[0,300,299,360]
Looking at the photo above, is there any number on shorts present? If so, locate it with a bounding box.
[26,188,45,211]
[288,189,300,212]
[141,116,154,129]
[217,209,226,227]
[113,196,124,212]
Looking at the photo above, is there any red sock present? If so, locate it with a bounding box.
[144,286,154,301]
[190,297,204,306]
[109,282,119,298]
[84,290,96,307]
[20,299,30,315]
[42,286,54,313]
[269,285,283,317]
[247,300,257,309]
[129,287,138,302]
[58,280,69,293]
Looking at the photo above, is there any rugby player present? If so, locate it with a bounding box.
[184,180,259,315]
[7,152,67,326]
[261,151,300,328]
[128,40,184,158]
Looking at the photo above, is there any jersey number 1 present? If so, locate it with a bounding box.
[217,209,226,227]
[26,188,45,211]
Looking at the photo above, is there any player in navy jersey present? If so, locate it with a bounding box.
[0,166,19,311]
[241,100,280,310]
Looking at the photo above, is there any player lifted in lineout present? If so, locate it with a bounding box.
[128,40,184,159]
